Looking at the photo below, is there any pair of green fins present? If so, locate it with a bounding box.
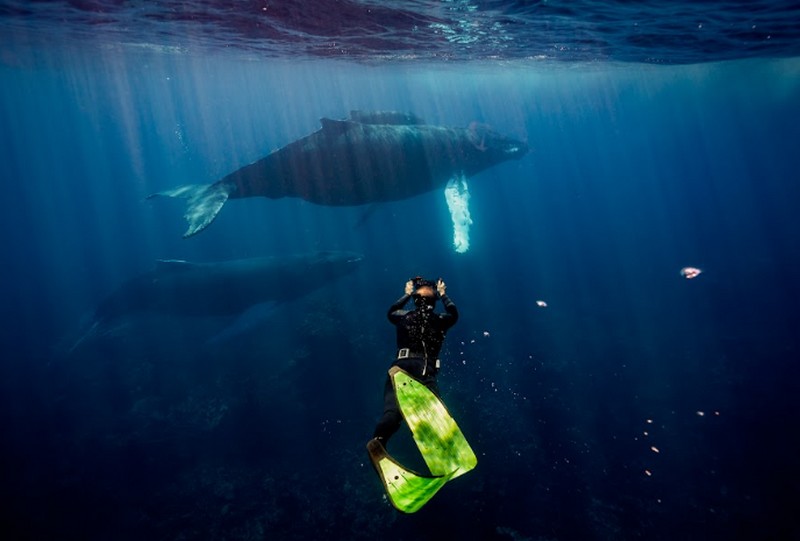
[367,367,477,513]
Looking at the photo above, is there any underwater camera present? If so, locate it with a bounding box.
[410,276,437,290]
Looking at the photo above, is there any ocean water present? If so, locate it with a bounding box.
[1,2,799,540]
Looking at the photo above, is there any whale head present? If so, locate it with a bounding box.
[248,251,364,301]
[311,250,364,272]
[463,122,528,175]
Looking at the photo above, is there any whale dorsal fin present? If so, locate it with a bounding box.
[320,118,357,134]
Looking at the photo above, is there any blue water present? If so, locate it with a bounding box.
[1,2,800,540]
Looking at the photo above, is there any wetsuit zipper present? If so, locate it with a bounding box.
[422,339,428,375]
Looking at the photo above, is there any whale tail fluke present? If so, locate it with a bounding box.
[147,182,233,238]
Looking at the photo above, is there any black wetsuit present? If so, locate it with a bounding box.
[372,293,459,444]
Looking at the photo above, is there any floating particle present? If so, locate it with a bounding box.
[536,300,548,307]
[696,411,705,417]
[644,470,652,477]
[646,419,653,424]
[680,266,702,279]
[483,331,490,337]
[650,446,660,454]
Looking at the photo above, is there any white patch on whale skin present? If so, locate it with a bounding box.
[147,182,233,237]
[444,175,472,254]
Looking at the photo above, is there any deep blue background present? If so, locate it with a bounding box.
[1,48,799,540]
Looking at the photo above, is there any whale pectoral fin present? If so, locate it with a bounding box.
[147,182,233,238]
[444,175,472,254]
[353,203,380,229]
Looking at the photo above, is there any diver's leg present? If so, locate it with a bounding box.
[420,370,441,398]
[372,374,402,446]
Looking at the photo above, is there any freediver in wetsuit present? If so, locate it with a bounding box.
[371,277,459,448]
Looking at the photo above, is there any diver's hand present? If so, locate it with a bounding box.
[405,280,414,295]
[437,279,446,297]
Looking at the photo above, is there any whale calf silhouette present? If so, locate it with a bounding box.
[67,251,363,352]
[94,251,363,320]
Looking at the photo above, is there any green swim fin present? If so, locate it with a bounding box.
[390,366,477,478]
[367,438,453,514]
[367,367,477,513]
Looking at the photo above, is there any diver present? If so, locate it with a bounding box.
[370,276,459,450]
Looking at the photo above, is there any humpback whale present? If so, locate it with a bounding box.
[94,251,362,320]
[149,111,527,237]
[69,251,363,353]
[68,251,363,351]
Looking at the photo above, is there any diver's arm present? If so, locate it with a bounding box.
[440,294,459,325]
[387,294,412,322]
[436,278,459,325]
